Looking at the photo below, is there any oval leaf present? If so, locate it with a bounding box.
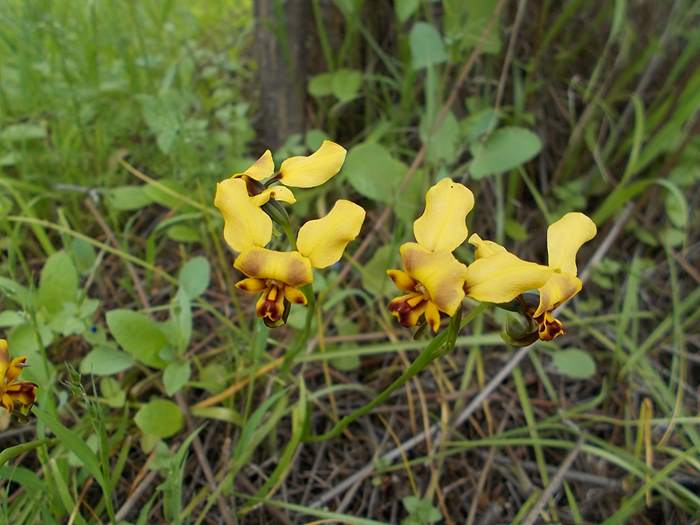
[178,257,211,298]
[410,22,447,70]
[80,346,134,376]
[344,142,406,202]
[134,399,183,438]
[38,251,78,315]
[106,309,169,368]
[469,127,542,178]
[552,349,596,380]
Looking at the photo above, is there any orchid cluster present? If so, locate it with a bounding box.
[387,179,597,343]
[215,141,365,326]
[214,142,596,344]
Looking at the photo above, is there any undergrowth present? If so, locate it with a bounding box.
[1,0,699,523]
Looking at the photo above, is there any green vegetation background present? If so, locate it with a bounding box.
[0,0,699,523]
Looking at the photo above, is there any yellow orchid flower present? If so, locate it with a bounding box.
[387,178,474,332]
[234,200,366,325]
[226,140,347,205]
[388,243,467,332]
[464,212,597,340]
[0,339,37,415]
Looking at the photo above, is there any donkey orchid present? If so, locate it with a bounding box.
[464,212,597,340]
[215,172,365,326]
[387,179,474,332]
[0,339,36,415]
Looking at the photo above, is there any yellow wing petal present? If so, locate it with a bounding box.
[534,272,582,317]
[400,242,467,315]
[296,200,365,268]
[243,149,275,181]
[214,178,272,252]
[413,178,474,252]
[250,186,297,207]
[234,248,313,287]
[547,212,597,275]
[468,233,507,259]
[464,251,553,304]
[278,140,347,188]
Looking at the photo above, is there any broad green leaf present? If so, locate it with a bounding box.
[443,0,501,55]
[135,399,184,438]
[139,93,186,155]
[106,309,169,368]
[462,108,499,142]
[80,346,134,375]
[396,0,419,22]
[344,142,406,202]
[69,238,97,274]
[178,257,210,298]
[308,73,334,97]
[163,361,191,396]
[0,311,24,328]
[1,123,46,142]
[663,182,688,228]
[38,250,79,315]
[167,224,199,243]
[142,179,191,210]
[410,22,447,70]
[552,349,596,380]
[106,186,155,211]
[332,69,363,102]
[100,377,126,408]
[305,129,328,150]
[469,127,542,178]
[420,111,461,163]
[361,245,398,298]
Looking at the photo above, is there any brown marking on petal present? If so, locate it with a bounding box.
[236,254,261,278]
[255,285,286,323]
[535,311,565,341]
[388,293,427,327]
[285,257,313,287]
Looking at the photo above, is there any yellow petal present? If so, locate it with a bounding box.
[547,212,597,275]
[413,178,474,252]
[283,285,308,305]
[468,233,507,259]
[235,277,267,293]
[6,356,27,383]
[296,200,365,268]
[387,269,417,293]
[464,251,553,304]
[534,272,582,317]
[214,178,272,252]
[278,140,347,188]
[250,186,297,207]
[0,339,8,383]
[424,302,441,332]
[400,242,467,315]
[234,248,313,287]
[243,149,275,181]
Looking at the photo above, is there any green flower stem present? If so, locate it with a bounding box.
[302,303,487,442]
[281,285,317,371]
